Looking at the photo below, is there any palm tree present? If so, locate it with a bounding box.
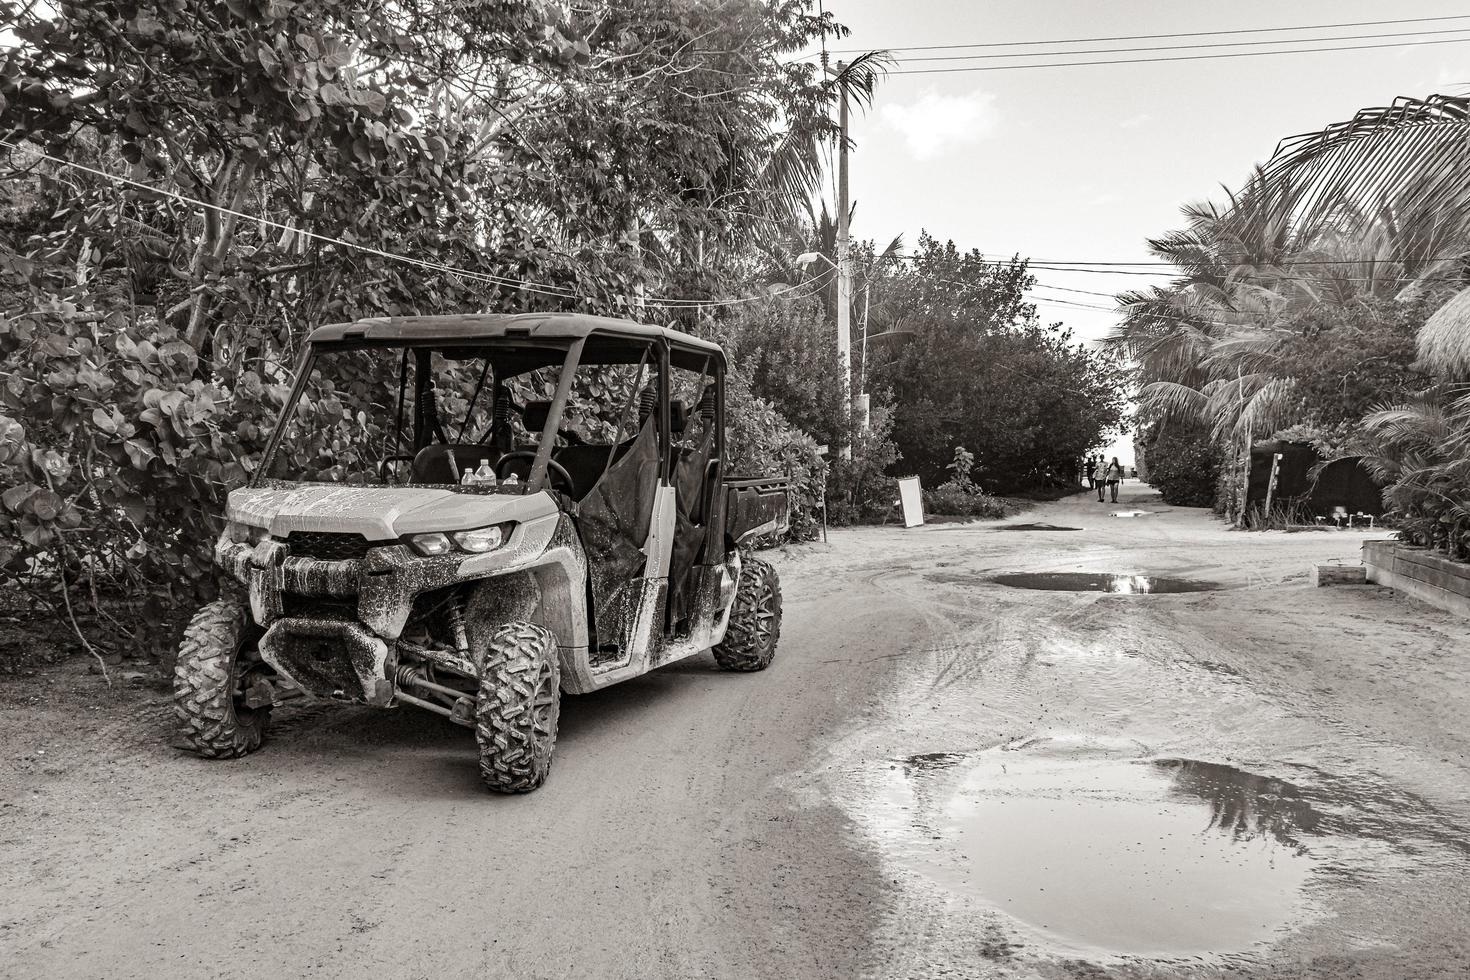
[1116,120,1470,524]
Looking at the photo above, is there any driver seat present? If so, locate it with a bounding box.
[412,445,498,484]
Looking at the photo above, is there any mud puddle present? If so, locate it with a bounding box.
[875,737,1324,960]
[992,523,1083,532]
[991,571,1219,593]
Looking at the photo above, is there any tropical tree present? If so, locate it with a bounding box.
[1113,109,1470,523]
[0,0,885,659]
[873,232,1129,490]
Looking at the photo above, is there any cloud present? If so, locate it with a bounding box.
[879,89,999,160]
[1119,112,1153,130]
[1089,192,1121,207]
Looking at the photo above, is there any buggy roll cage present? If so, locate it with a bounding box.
[254,320,724,495]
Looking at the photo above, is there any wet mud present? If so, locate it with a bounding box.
[817,532,1470,974]
[992,523,1084,532]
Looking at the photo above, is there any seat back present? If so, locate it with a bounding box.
[554,445,616,499]
[523,400,554,433]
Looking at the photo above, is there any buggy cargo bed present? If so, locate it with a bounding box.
[725,476,790,545]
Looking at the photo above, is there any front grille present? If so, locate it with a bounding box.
[281,531,375,561]
[282,595,357,619]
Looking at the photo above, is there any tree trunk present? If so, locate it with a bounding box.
[1234,422,1253,528]
[185,153,259,356]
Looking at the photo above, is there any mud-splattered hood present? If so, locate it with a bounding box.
[226,484,560,541]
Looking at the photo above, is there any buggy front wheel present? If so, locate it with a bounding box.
[173,587,270,758]
[475,622,561,793]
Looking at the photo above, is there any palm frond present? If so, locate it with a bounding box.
[1253,94,1470,244]
[1136,380,1211,423]
[1419,286,1470,375]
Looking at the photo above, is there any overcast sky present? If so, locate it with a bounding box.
[820,0,1470,459]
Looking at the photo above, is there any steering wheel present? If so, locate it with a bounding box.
[379,454,415,483]
[495,451,576,496]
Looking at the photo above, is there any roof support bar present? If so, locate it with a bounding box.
[528,337,586,492]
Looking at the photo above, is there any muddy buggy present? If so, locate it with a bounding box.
[175,314,790,792]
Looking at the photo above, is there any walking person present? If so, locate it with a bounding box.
[1085,456,1097,492]
[1105,457,1125,503]
[1095,457,1106,502]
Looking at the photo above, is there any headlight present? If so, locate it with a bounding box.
[224,521,267,545]
[452,525,505,553]
[408,532,453,556]
[408,524,511,557]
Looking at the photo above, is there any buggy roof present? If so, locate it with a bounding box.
[307,313,723,361]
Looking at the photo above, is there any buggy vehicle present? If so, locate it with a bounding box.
[174,313,790,792]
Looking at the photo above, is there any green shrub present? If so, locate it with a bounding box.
[923,482,1010,519]
[0,302,286,657]
[826,400,901,525]
[720,350,828,542]
[1141,422,1221,507]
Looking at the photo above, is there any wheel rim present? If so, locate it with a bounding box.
[230,644,266,721]
[753,582,776,651]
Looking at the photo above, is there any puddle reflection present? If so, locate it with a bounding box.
[1156,759,1320,852]
[989,571,1220,593]
[878,745,1322,959]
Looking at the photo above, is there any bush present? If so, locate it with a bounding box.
[922,482,1009,519]
[720,350,828,542]
[0,300,288,659]
[712,293,847,449]
[826,399,901,525]
[1141,422,1221,507]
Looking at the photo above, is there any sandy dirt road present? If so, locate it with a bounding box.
[3,485,1469,979]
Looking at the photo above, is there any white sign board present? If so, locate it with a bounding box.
[897,476,925,528]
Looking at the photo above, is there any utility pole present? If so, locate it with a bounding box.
[836,61,852,460]
[858,281,870,431]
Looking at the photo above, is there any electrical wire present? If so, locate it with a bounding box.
[1027,265,1469,285]
[888,36,1470,74]
[816,13,1470,54]
[889,252,1469,284]
[1030,281,1129,298]
[0,140,835,310]
[886,26,1470,64]
[894,250,1470,269]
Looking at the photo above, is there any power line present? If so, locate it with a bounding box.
[816,13,1470,54]
[888,26,1470,64]
[1013,256,1468,267]
[888,36,1470,74]
[1030,282,1125,298]
[1027,264,1468,284]
[0,140,834,311]
[892,252,1469,282]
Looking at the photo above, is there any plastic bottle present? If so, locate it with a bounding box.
[474,459,496,487]
[501,472,520,488]
[459,462,476,485]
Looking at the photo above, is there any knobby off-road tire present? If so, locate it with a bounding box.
[476,622,561,794]
[712,557,782,672]
[173,587,270,758]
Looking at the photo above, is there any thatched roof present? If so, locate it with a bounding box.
[1419,286,1470,375]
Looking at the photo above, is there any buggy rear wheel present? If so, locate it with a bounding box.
[475,622,561,793]
[173,586,270,758]
[712,558,782,672]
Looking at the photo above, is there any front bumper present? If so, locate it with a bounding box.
[216,514,561,639]
[215,514,566,703]
[258,615,393,705]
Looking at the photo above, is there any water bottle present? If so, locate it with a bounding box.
[502,472,519,488]
[474,459,496,488]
